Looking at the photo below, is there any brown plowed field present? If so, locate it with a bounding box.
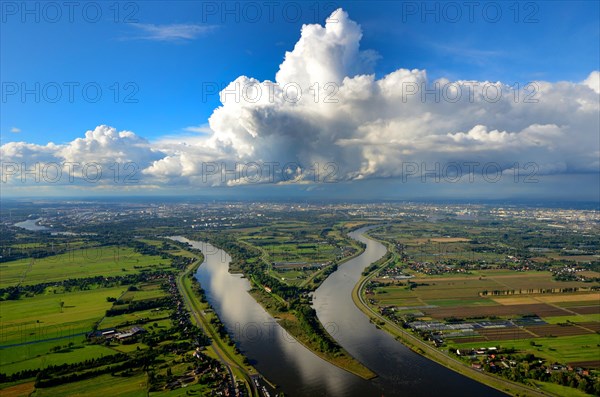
[576,322,600,332]
[424,303,570,319]
[449,336,489,344]
[525,324,592,337]
[568,360,600,369]
[571,306,600,315]
[478,328,533,340]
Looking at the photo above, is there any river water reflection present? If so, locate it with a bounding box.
[14,218,49,231]
[174,230,507,397]
[313,227,507,396]
[172,237,379,396]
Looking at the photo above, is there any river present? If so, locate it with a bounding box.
[174,229,507,396]
[14,218,50,231]
[313,226,507,396]
[171,236,378,396]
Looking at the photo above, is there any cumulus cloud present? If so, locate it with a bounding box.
[275,9,373,89]
[1,126,164,187]
[2,9,599,192]
[183,9,598,183]
[584,71,600,94]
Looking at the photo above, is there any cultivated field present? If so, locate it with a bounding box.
[371,270,596,319]
[31,371,147,396]
[0,286,127,346]
[0,247,170,288]
[364,219,600,394]
[456,334,600,365]
[234,221,358,287]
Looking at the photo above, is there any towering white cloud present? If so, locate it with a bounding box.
[2,9,599,192]
[275,9,365,89]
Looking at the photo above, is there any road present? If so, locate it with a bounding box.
[176,258,261,397]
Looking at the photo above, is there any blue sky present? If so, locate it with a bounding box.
[0,1,599,201]
[2,1,598,144]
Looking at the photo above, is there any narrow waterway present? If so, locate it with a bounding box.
[312,226,507,396]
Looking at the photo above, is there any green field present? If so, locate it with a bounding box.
[544,314,600,324]
[98,308,169,329]
[232,222,361,291]
[239,224,342,254]
[1,336,86,367]
[453,331,600,364]
[31,371,147,397]
[530,380,595,397]
[0,283,122,377]
[120,283,167,302]
[0,286,126,345]
[1,344,120,375]
[0,246,171,288]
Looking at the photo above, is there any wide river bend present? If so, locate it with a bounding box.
[173,228,506,396]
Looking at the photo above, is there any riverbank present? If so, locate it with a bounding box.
[226,230,378,380]
[351,231,556,397]
[178,236,382,396]
[299,233,366,290]
[240,227,378,381]
[248,287,377,380]
[176,253,261,397]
